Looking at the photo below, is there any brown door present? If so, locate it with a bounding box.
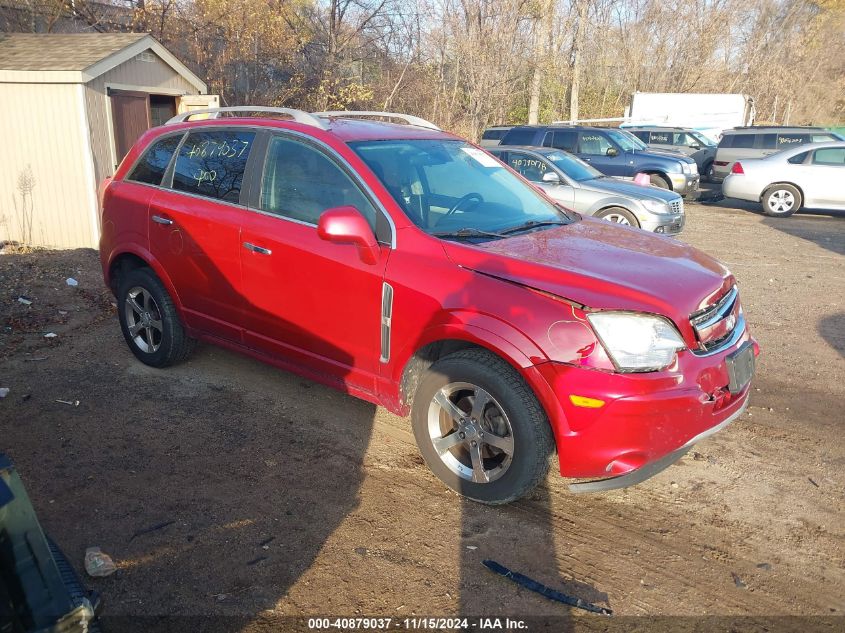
[110,90,151,163]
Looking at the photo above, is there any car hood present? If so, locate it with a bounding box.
[635,148,696,163]
[581,177,680,203]
[442,218,732,329]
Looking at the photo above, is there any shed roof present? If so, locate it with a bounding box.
[0,32,206,92]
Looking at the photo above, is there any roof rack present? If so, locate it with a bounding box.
[729,125,823,130]
[167,107,328,129]
[314,110,440,130]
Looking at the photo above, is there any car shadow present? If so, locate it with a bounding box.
[819,312,845,359]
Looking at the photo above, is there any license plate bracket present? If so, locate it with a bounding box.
[726,341,755,394]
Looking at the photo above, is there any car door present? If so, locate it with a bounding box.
[805,147,845,207]
[576,131,626,176]
[238,132,389,395]
[148,127,257,343]
[503,150,576,207]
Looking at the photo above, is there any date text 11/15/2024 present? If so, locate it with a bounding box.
[307,617,528,630]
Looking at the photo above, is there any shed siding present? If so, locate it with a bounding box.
[85,51,198,182]
[0,82,96,248]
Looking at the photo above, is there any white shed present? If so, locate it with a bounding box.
[0,33,218,248]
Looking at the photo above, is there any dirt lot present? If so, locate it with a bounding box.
[1,197,843,631]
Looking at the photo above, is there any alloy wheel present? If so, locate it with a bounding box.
[602,213,631,225]
[768,190,795,213]
[427,382,515,483]
[124,286,163,353]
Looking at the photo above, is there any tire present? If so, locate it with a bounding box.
[762,184,802,217]
[703,161,715,183]
[117,267,195,367]
[594,206,640,228]
[647,173,671,190]
[411,349,554,505]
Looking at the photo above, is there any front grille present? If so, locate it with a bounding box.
[690,286,742,354]
[669,199,684,214]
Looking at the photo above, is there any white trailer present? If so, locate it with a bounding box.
[623,92,755,141]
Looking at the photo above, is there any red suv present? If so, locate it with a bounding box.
[99,108,758,504]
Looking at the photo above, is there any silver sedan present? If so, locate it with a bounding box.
[722,141,845,217]
[489,146,685,234]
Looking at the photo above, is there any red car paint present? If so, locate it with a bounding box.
[100,116,758,484]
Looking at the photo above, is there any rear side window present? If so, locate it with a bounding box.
[546,130,577,152]
[649,131,672,144]
[260,136,377,227]
[172,129,256,203]
[482,129,508,140]
[777,133,809,147]
[812,148,845,165]
[127,134,182,185]
[501,128,539,145]
[631,131,649,142]
[731,134,755,149]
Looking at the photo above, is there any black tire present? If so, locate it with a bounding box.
[703,160,715,183]
[411,349,554,505]
[594,206,640,228]
[762,184,802,217]
[647,173,671,190]
[117,267,195,367]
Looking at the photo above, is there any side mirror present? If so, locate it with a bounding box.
[317,206,380,265]
[541,171,560,183]
[606,147,619,157]
[691,143,702,150]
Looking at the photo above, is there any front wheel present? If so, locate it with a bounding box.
[595,206,640,228]
[411,349,554,504]
[646,173,671,190]
[763,184,802,217]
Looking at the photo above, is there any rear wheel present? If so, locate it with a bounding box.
[703,161,715,182]
[763,184,802,217]
[595,206,640,228]
[117,267,195,367]
[411,349,554,504]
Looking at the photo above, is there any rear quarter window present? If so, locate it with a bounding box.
[127,134,183,185]
[501,128,539,145]
[718,135,735,148]
[171,129,256,203]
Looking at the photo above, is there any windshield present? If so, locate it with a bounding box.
[606,129,646,151]
[350,139,571,239]
[689,131,716,147]
[544,151,602,182]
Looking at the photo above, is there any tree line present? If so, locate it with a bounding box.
[5,0,844,139]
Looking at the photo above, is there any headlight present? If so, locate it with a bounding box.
[682,162,692,174]
[689,162,698,174]
[641,199,671,215]
[587,312,686,371]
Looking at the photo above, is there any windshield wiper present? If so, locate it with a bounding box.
[500,219,569,235]
[431,227,506,240]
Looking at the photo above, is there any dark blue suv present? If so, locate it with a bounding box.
[499,125,700,196]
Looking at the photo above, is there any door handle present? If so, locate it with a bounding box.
[151,215,173,225]
[243,242,272,255]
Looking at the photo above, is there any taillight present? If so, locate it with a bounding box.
[731,162,744,175]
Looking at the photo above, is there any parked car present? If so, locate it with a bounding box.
[488,146,685,234]
[499,125,700,195]
[1,454,101,633]
[627,126,718,181]
[712,126,840,181]
[100,107,758,504]
[722,141,845,217]
[479,126,513,147]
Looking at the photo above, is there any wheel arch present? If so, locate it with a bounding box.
[106,247,185,319]
[760,181,804,204]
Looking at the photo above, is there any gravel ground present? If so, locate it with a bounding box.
[1,197,843,631]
